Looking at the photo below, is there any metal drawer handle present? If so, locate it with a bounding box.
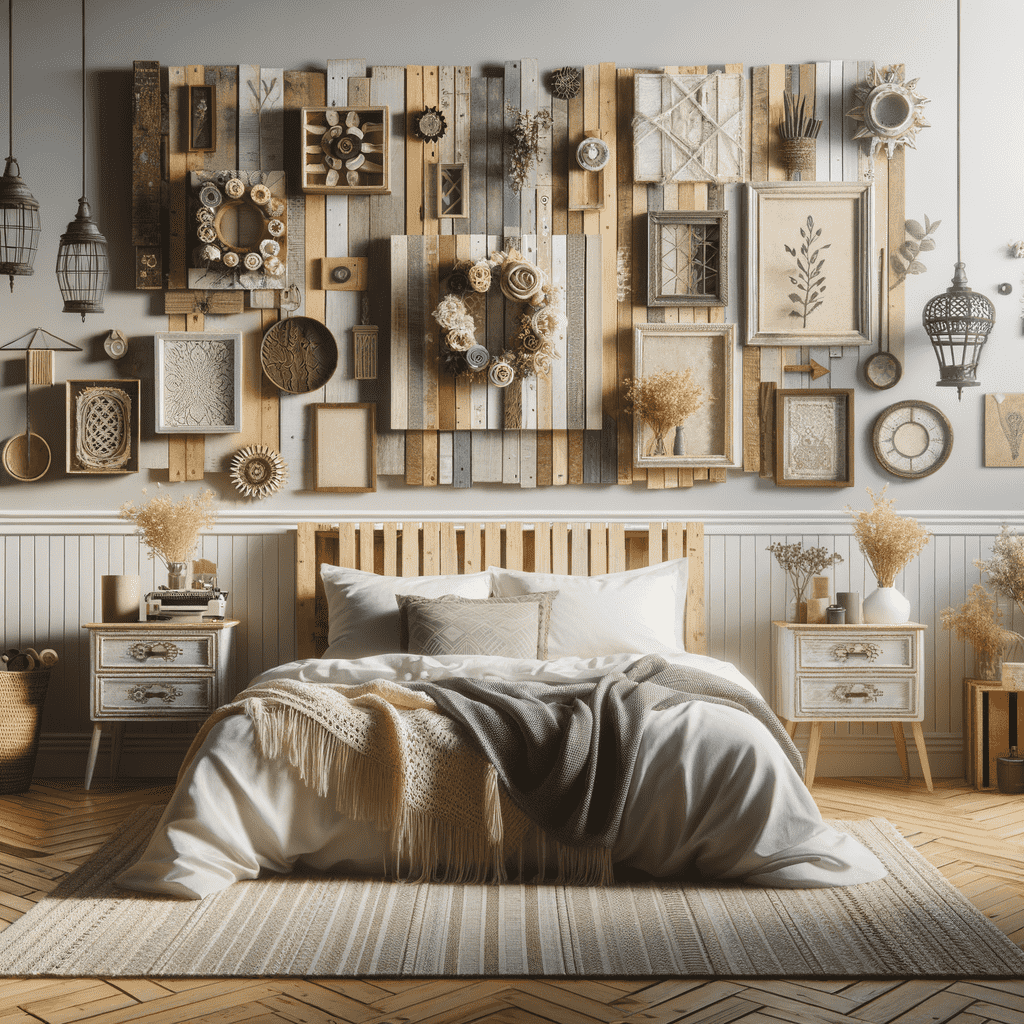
[127,641,182,662]
[127,683,184,705]
[830,642,882,662]
[829,682,884,704]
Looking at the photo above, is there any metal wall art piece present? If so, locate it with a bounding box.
[187,169,287,291]
[300,106,389,194]
[648,210,728,307]
[154,331,243,434]
[630,322,735,469]
[984,393,1024,467]
[775,389,855,487]
[66,379,141,474]
[847,64,929,162]
[746,181,874,347]
[260,316,339,394]
[633,72,747,183]
[229,443,288,499]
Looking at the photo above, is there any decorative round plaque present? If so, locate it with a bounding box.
[230,443,289,499]
[260,316,339,394]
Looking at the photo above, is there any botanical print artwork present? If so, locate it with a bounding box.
[781,394,847,482]
[784,215,829,327]
[162,338,237,429]
[984,394,1024,467]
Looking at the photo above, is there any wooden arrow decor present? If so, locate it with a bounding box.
[784,358,830,380]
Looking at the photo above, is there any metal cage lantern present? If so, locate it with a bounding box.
[922,262,995,398]
[55,196,108,319]
[0,156,40,288]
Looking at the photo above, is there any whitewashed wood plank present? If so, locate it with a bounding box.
[828,59,843,182]
[438,431,454,485]
[815,62,831,183]
[842,60,862,182]
[585,234,603,431]
[237,65,262,168]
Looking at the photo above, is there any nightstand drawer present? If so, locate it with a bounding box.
[797,633,915,671]
[795,674,917,717]
[97,634,214,670]
[95,675,215,716]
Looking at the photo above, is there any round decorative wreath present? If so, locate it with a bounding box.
[229,444,289,500]
[431,246,566,387]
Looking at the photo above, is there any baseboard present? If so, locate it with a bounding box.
[34,733,191,782]
[788,731,964,781]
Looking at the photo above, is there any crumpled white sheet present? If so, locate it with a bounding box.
[116,652,886,898]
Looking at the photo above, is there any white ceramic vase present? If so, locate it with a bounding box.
[862,585,911,624]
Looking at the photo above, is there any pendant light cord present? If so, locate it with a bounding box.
[80,0,86,198]
[956,0,962,265]
[7,0,13,162]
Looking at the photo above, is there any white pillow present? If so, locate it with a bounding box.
[488,558,688,658]
[320,564,491,659]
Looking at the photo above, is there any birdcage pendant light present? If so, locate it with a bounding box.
[55,0,108,320]
[0,0,41,291]
[921,0,995,399]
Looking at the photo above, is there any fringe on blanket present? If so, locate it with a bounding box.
[246,700,615,886]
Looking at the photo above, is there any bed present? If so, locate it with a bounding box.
[116,520,886,899]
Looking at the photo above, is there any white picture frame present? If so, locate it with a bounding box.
[746,181,874,347]
[154,331,243,434]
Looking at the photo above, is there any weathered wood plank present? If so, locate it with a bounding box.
[132,61,162,289]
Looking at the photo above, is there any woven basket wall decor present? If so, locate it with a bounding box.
[0,670,51,794]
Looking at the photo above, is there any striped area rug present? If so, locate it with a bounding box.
[2,806,1023,977]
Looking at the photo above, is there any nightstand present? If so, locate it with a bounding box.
[772,621,932,791]
[82,620,239,789]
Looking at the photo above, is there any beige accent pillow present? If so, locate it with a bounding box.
[397,592,556,659]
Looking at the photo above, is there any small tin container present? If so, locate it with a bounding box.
[996,746,1024,794]
[826,605,846,625]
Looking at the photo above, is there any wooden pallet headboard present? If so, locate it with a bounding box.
[295,521,705,659]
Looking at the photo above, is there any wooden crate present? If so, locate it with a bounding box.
[964,678,1023,789]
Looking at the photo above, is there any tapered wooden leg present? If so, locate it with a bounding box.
[911,721,934,792]
[784,719,797,739]
[892,722,910,781]
[109,724,125,784]
[85,724,103,790]
[804,721,823,789]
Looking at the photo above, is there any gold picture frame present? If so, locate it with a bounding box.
[313,403,377,492]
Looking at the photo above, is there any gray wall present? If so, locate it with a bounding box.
[0,0,1020,516]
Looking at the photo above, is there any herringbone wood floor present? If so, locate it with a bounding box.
[0,777,1021,1024]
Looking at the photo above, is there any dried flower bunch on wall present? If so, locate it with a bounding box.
[847,487,931,587]
[505,105,553,193]
[623,369,705,458]
[119,489,217,567]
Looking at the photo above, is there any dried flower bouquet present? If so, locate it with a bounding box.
[767,541,843,616]
[847,487,930,587]
[623,369,705,457]
[119,489,217,567]
[975,525,1024,621]
[940,583,1022,679]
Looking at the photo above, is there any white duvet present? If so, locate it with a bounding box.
[116,652,886,898]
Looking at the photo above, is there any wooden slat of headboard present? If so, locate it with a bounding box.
[297,521,708,657]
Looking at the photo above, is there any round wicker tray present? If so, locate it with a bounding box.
[0,669,51,794]
[260,317,339,394]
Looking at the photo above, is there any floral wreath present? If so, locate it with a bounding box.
[431,246,566,388]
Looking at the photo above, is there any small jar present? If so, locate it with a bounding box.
[826,605,846,625]
[997,747,1024,794]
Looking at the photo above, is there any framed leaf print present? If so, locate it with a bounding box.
[746,182,874,347]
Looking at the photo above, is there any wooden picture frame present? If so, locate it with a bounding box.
[313,403,377,492]
[300,106,390,195]
[984,393,1024,467]
[632,322,735,469]
[154,332,243,434]
[746,181,874,347]
[65,379,141,474]
[438,163,468,218]
[648,209,728,307]
[187,84,215,152]
[775,388,855,487]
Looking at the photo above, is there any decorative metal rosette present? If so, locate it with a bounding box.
[412,105,447,142]
[550,66,583,100]
[230,443,289,500]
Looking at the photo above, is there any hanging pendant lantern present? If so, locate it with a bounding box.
[55,0,107,320]
[921,0,994,399]
[56,196,108,319]
[922,262,995,398]
[0,1,41,290]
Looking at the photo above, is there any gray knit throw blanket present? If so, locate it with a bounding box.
[410,654,803,854]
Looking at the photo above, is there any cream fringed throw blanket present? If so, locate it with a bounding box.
[181,656,801,885]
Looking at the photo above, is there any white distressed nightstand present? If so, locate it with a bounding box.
[772,621,932,791]
[82,620,239,789]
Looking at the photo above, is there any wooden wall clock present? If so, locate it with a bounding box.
[871,400,952,478]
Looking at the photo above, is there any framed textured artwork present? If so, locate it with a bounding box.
[775,389,854,487]
[648,210,728,307]
[633,72,747,183]
[631,322,735,469]
[313,403,377,492]
[300,106,390,194]
[154,332,243,434]
[187,84,215,152]
[746,182,874,347]
[65,379,141,474]
[984,393,1024,467]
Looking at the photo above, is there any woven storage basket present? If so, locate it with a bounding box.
[0,669,51,794]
